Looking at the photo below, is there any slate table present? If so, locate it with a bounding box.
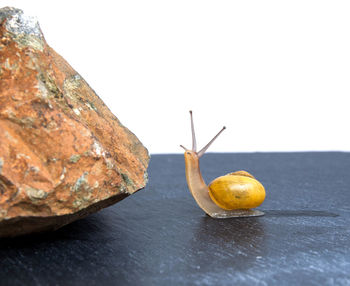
[1,153,350,286]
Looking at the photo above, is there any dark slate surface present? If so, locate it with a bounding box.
[1,152,350,286]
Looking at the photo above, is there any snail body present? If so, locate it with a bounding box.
[181,111,265,218]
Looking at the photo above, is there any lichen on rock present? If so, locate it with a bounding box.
[0,7,150,237]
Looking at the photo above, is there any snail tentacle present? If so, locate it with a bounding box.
[197,126,226,158]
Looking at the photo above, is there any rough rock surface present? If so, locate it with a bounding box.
[0,7,149,237]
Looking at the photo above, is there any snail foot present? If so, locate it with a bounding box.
[208,209,264,219]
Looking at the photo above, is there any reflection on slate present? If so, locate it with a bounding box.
[1,152,350,285]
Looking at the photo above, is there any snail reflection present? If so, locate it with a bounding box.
[181,111,266,218]
[189,217,266,273]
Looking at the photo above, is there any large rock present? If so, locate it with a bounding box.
[0,7,149,237]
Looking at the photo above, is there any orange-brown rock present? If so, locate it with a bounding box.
[0,7,149,237]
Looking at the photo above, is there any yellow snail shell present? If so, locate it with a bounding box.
[208,171,266,210]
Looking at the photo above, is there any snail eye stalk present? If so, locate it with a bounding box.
[197,126,226,158]
[189,110,197,152]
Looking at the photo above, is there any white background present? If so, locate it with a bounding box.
[2,0,350,154]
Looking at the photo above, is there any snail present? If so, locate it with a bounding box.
[180,111,266,218]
